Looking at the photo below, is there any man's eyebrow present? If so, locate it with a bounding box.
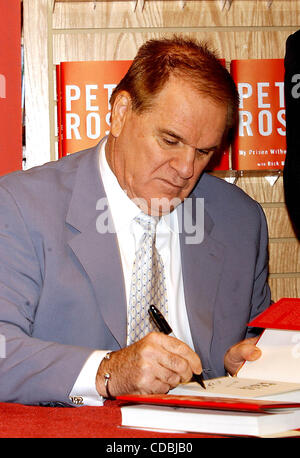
[158,128,219,151]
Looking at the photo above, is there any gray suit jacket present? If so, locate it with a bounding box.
[0,139,271,405]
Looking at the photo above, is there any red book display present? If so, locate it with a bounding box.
[56,59,289,172]
[56,59,230,171]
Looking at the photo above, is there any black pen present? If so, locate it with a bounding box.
[148,304,206,389]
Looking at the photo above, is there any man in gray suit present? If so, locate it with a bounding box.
[0,36,270,406]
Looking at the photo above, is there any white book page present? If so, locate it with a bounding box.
[171,377,300,400]
[238,329,300,383]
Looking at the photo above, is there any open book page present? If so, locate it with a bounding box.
[238,329,300,383]
[170,377,300,402]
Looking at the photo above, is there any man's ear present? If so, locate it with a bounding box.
[110,91,131,137]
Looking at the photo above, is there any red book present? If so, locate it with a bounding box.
[56,60,132,157]
[231,59,286,170]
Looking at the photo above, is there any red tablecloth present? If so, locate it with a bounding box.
[0,400,225,438]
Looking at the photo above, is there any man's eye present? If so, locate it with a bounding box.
[163,138,178,146]
[196,149,210,155]
[196,149,215,156]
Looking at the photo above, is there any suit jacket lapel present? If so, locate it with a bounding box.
[179,194,225,373]
[66,140,127,348]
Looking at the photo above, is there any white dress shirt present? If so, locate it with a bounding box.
[69,138,194,405]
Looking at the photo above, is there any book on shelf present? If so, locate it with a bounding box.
[230,59,286,171]
[118,298,300,436]
[56,60,132,157]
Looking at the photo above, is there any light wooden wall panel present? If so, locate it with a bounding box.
[264,206,295,239]
[269,277,300,301]
[269,241,300,274]
[23,0,50,169]
[52,30,293,61]
[236,175,284,203]
[23,0,300,301]
[52,1,300,29]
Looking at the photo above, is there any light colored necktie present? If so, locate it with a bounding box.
[127,213,168,345]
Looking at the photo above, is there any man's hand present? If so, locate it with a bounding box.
[95,332,202,397]
[224,336,262,376]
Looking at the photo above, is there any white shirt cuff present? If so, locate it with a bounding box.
[69,350,109,406]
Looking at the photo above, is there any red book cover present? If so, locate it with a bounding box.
[0,0,22,175]
[231,59,286,170]
[117,393,300,413]
[56,60,132,156]
[248,298,300,330]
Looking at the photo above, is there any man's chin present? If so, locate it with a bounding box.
[135,196,183,217]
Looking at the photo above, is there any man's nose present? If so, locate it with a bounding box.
[169,147,195,179]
